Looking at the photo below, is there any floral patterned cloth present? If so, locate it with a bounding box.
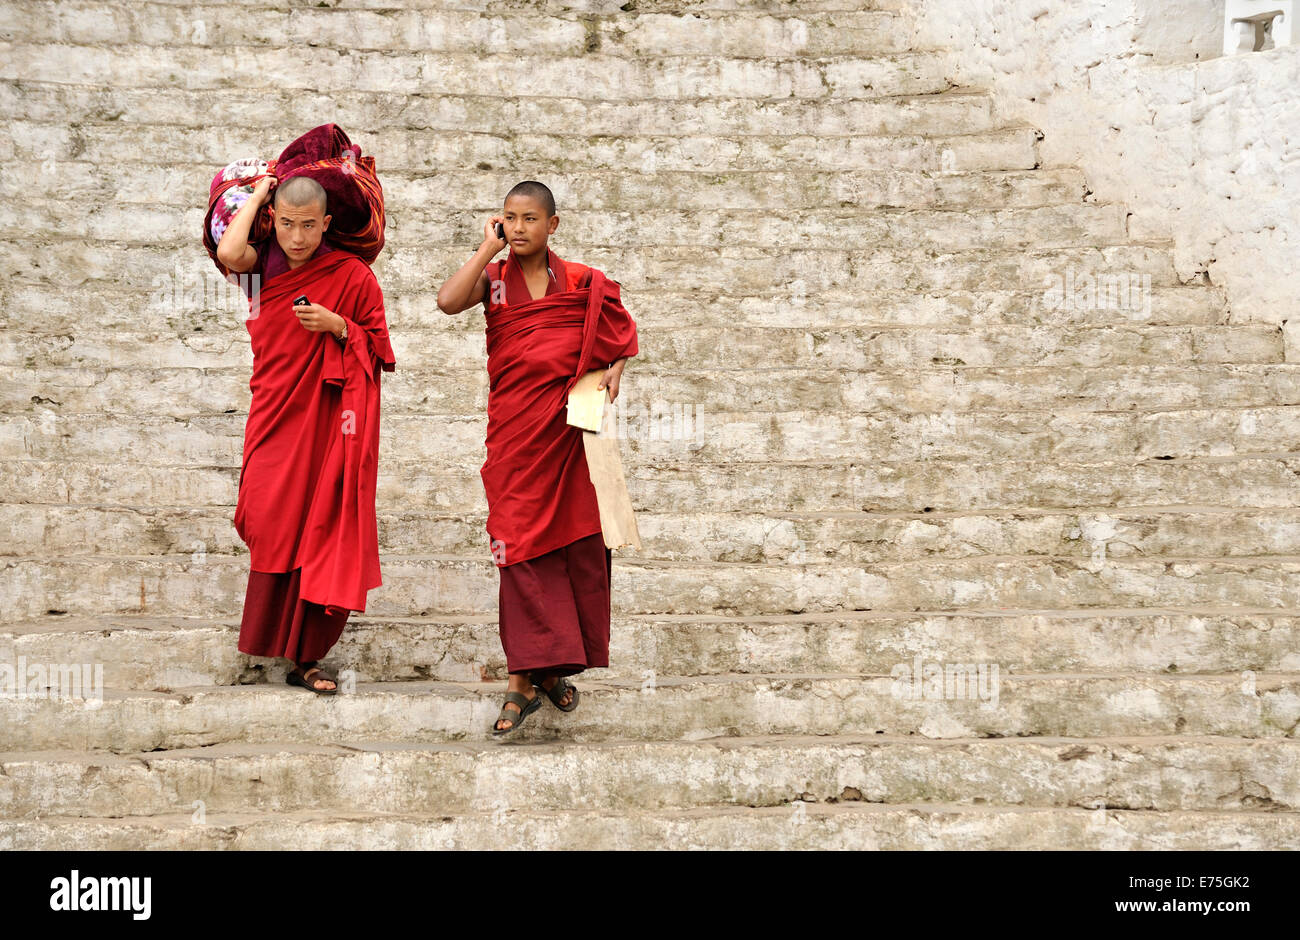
[208,158,270,246]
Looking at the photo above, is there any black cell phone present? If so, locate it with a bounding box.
[494,222,505,240]
[293,295,310,306]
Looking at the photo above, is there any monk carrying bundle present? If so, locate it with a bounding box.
[209,125,394,694]
[436,180,639,734]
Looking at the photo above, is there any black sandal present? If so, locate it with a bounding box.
[531,672,579,712]
[287,661,337,695]
[492,689,542,735]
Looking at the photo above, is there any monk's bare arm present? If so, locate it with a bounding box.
[216,175,275,273]
[436,216,507,314]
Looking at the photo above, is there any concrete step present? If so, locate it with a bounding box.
[0,43,957,98]
[2,244,1182,294]
[1,324,1277,378]
[0,85,1002,147]
[6,402,1296,469]
[8,503,1300,568]
[18,360,1295,422]
[0,4,919,57]
[3,609,1298,687]
[75,0,908,9]
[3,674,1297,752]
[9,162,1087,216]
[4,121,1036,176]
[0,202,1134,254]
[128,0,911,10]
[0,282,1225,335]
[3,803,1296,850]
[4,453,1300,515]
[6,549,1300,622]
[3,735,1297,818]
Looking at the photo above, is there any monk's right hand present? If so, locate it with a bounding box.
[253,175,277,206]
[483,215,507,253]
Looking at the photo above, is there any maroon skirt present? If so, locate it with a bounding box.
[497,531,612,677]
[238,565,349,664]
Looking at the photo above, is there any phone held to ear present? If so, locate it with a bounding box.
[494,222,505,241]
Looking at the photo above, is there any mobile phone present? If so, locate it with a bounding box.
[293,295,310,306]
[494,222,505,241]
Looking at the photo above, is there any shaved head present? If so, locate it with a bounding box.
[274,175,328,214]
[505,180,555,216]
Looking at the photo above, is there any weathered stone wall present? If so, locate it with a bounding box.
[913,0,1299,325]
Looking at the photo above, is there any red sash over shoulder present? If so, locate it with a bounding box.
[481,248,638,566]
[234,250,396,614]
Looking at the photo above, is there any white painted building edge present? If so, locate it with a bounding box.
[911,0,1299,326]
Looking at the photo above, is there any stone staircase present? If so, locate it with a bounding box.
[1,0,1298,849]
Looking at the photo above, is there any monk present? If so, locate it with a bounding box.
[217,174,396,693]
[436,180,638,734]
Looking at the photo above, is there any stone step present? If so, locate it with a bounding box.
[11,163,1087,217]
[1,282,1224,335]
[28,0,911,17]
[0,4,918,56]
[17,360,1291,422]
[149,0,915,9]
[1,324,1277,379]
[3,803,1295,850]
[4,454,1298,514]
[5,402,1295,468]
[400,203,1128,251]
[3,735,1296,819]
[3,244,1180,295]
[0,43,957,98]
[0,84,1001,144]
[3,609,1297,687]
[0,202,1133,254]
[8,503,1300,568]
[3,674,1296,752]
[4,121,1036,175]
[5,551,1300,623]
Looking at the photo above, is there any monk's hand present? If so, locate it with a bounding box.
[293,302,345,337]
[597,358,627,403]
[482,215,507,253]
[253,174,277,206]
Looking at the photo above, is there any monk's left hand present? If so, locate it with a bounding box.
[597,358,628,403]
[293,302,346,338]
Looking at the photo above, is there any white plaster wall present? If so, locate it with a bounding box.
[912,0,1298,325]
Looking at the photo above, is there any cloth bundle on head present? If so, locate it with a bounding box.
[202,124,386,277]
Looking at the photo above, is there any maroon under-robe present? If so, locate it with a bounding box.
[498,532,612,677]
[482,248,637,676]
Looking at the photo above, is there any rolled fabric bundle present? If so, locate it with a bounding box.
[202,124,386,277]
[204,158,275,277]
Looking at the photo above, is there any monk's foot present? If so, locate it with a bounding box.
[290,662,336,692]
[494,677,538,732]
[534,672,575,708]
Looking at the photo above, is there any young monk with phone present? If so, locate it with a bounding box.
[436,181,639,734]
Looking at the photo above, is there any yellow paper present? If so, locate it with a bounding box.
[566,368,609,432]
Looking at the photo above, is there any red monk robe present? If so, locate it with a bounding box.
[234,248,396,663]
[481,246,638,676]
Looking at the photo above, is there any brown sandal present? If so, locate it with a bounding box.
[530,672,579,712]
[492,689,542,735]
[287,662,338,695]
